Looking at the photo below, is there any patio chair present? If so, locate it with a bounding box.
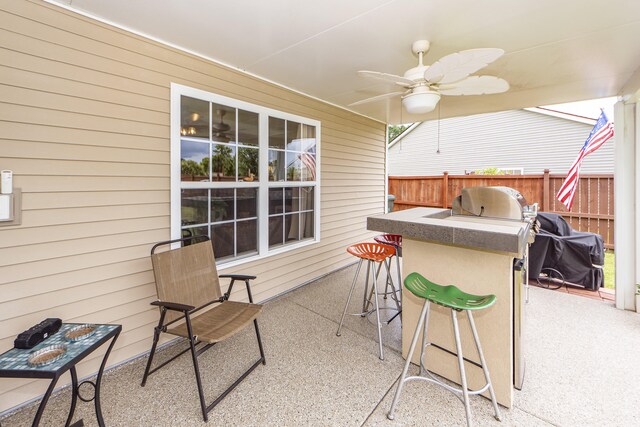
[141,235,266,422]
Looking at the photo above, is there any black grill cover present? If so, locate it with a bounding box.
[528,213,605,290]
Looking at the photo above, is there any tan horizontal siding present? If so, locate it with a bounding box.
[0,0,385,414]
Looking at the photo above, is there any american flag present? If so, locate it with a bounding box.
[299,149,316,180]
[556,111,614,210]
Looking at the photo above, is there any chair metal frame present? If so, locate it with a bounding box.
[140,235,266,422]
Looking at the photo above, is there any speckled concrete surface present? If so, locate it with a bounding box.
[2,268,639,427]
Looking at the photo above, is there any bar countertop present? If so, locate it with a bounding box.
[367,207,530,256]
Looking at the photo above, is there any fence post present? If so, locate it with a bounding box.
[543,169,550,212]
[442,171,449,208]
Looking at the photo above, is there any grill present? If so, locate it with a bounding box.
[452,186,538,222]
[452,186,538,391]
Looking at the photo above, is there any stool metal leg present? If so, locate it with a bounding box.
[383,257,401,314]
[337,259,363,337]
[361,259,372,315]
[468,311,502,421]
[387,299,430,420]
[451,310,473,427]
[370,260,384,360]
[383,258,392,299]
[419,301,431,375]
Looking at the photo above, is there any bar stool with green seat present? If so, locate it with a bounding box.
[387,272,501,426]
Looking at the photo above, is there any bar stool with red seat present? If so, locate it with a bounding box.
[373,234,403,306]
[336,242,399,360]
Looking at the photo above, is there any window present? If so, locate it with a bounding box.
[171,84,320,266]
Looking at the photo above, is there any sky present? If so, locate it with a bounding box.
[542,96,617,120]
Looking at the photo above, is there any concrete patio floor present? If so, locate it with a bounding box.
[1,263,639,426]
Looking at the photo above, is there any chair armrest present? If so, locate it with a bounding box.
[221,274,257,303]
[151,300,195,312]
[219,274,257,281]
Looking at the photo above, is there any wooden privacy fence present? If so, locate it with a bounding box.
[389,170,614,249]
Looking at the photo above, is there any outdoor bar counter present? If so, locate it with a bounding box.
[368,207,531,408]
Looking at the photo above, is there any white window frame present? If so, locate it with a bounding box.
[170,83,321,269]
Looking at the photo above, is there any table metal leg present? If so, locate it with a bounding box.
[93,331,120,427]
[32,376,59,427]
[64,367,79,427]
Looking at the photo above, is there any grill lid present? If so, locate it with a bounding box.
[453,186,531,220]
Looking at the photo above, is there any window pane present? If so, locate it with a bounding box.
[238,110,258,146]
[300,187,314,211]
[211,189,234,222]
[286,152,301,181]
[269,188,283,215]
[181,140,209,182]
[269,117,285,149]
[285,187,300,213]
[285,213,300,243]
[211,143,236,181]
[300,152,316,182]
[268,150,285,181]
[238,147,259,182]
[237,188,257,219]
[301,211,314,240]
[287,121,303,150]
[211,222,234,260]
[181,189,208,226]
[269,216,284,248]
[182,225,209,241]
[212,104,235,143]
[181,96,209,139]
[236,219,258,256]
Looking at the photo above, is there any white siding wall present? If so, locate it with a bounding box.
[389,109,615,176]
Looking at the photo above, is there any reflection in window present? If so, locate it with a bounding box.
[181,96,209,139]
[211,143,236,181]
[269,187,314,248]
[269,117,285,149]
[269,150,285,182]
[181,189,209,225]
[239,147,259,182]
[239,110,259,146]
[212,104,235,143]
[212,222,234,260]
[237,188,257,219]
[211,189,234,222]
[177,89,317,264]
[181,140,209,182]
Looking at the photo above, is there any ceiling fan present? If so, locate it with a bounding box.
[350,40,509,114]
[212,109,231,142]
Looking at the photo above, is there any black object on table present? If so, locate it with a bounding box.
[0,323,121,427]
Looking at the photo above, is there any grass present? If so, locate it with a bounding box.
[604,250,615,289]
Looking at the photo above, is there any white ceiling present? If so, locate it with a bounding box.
[49,0,640,124]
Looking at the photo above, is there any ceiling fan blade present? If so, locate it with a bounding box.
[349,91,406,106]
[424,48,504,84]
[438,76,509,96]
[357,70,416,87]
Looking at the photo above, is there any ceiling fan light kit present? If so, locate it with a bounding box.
[351,40,509,116]
[402,89,440,114]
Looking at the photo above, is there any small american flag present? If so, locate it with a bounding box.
[300,149,316,180]
[556,111,614,210]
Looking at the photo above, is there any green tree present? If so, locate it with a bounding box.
[212,145,235,177]
[201,156,210,175]
[475,167,505,175]
[239,148,259,179]
[181,159,204,178]
[388,124,411,143]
